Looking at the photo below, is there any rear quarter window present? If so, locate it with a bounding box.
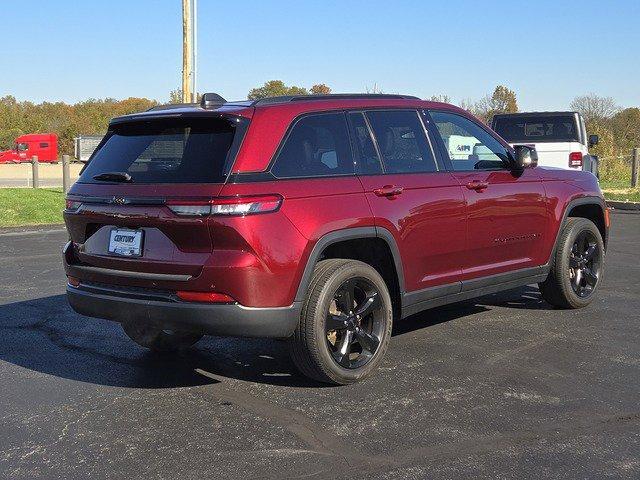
[271,113,354,178]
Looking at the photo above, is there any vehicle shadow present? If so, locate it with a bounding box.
[0,294,323,389]
[0,286,551,389]
[476,284,551,311]
[392,285,549,336]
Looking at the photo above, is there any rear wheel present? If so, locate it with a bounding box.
[121,322,203,352]
[539,217,604,309]
[288,259,393,385]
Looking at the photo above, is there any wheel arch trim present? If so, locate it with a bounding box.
[550,196,607,261]
[294,226,405,302]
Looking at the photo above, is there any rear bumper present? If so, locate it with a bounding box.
[67,284,301,339]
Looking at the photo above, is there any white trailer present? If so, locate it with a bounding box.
[74,135,104,162]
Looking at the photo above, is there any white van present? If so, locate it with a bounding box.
[492,112,599,176]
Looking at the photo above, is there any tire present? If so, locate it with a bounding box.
[539,217,604,309]
[288,259,393,385]
[121,321,203,352]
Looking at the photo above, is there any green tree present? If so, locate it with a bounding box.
[248,80,309,100]
[0,127,23,151]
[491,85,518,114]
[310,84,332,95]
[168,89,202,104]
[460,86,518,123]
[477,85,518,122]
[0,96,158,156]
[169,89,183,104]
[611,107,640,152]
[588,121,616,159]
[588,121,627,182]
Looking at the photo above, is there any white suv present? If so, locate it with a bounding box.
[492,111,599,176]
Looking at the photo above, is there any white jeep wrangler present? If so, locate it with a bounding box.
[492,111,599,176]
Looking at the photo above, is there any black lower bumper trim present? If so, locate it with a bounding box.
[67,287,301,339]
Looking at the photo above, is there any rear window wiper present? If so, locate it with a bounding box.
[92,172,133,182]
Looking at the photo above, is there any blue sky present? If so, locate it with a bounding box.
[1,0,638,110]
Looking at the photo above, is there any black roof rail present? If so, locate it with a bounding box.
[252,93,420,106]
[146,93,419,112]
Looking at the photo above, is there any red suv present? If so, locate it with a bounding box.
[64,93,609,384]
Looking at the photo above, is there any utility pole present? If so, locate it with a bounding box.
[192,0,197,102]
[182,0,193,103]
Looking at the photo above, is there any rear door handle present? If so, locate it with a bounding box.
[373,185,404,197]
[466,180,489,191]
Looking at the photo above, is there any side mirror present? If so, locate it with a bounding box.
[513,145,538,169]
[589,134,599,147]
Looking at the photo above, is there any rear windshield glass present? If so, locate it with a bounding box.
[493,115,579,143]
[79,117,247,184]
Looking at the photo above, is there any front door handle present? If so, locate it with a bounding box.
[373,185,404,197]
[466,180,489,191]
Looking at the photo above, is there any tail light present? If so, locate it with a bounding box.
[569,152,583,167]
[65,199,82,211]
[176,291,235,303]
[167,195,282,217]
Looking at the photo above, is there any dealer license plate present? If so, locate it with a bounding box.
[108,228,143,257]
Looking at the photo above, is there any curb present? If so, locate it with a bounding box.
[0,223,66,235]
[607,200,640,212]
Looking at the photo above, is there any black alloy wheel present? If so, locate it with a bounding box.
[288,259,393,384]
[539,217,605,309]
[325,277,385,369]
[569,230,602,297]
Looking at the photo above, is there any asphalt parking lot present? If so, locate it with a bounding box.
[0,212,638,479]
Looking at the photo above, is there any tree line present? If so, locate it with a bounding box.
[0,96,157,156]
[1,81,637,171]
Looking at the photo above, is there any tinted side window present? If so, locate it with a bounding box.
[348,112,382,174]
[430,111,510,171]
[365,110,437,174]
[39,142,49,148]
[272,113,354,178]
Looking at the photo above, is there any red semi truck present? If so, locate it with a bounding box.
[0,133,58,164]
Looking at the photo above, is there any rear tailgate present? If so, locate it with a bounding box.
[64,114,248,290]
[510,141,582,169]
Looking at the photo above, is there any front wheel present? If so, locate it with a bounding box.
[122,322,203,352]
[539,217,604,309]
[288,259,393,385]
